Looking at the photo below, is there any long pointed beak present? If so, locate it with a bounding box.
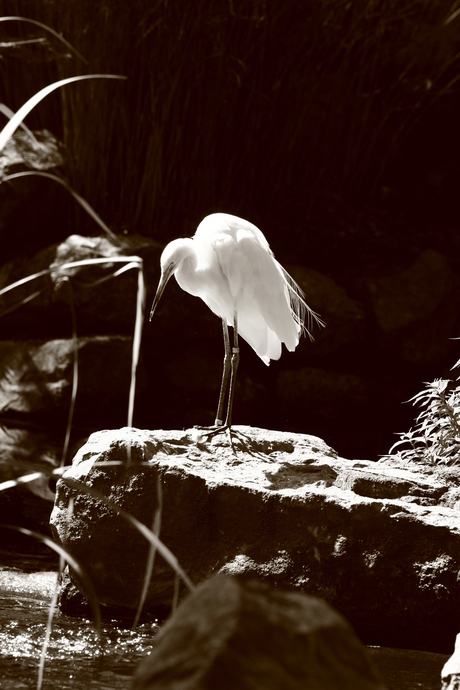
[149,265,174,321]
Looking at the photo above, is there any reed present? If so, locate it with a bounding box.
[0,16,191,688]
[1,0,458,244]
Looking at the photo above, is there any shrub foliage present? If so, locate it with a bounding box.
[387,362,460,466]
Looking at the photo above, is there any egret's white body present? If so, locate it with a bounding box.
[150,212,322,429]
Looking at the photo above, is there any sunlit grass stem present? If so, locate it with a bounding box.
[0,74,126,154]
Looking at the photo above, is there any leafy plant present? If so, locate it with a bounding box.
[386,364,460,465]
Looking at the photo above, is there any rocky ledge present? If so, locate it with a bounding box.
[50,426,460,653]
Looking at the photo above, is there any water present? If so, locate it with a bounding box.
[0,543,159,690]
[0,542,451,690]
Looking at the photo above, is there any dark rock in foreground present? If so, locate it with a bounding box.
[50,426,460,652]
[132,574,387,690]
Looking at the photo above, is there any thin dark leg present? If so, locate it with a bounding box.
[225,313,239,428]
[215,318,231,426]
[193,313,253,455]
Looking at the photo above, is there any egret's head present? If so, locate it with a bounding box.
[149,238,193,320]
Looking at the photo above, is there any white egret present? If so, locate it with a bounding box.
[150,212,323,433]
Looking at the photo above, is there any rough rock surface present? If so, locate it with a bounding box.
[132,574,387,690]
[50,426,460,652]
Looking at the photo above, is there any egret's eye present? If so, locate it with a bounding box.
[161,260,175,276]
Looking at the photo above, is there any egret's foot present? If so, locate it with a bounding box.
[193,423,233,445]
[192,424,248,455]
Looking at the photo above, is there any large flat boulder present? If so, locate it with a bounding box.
[50,426,460,652]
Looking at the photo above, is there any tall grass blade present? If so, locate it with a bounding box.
[0,257,143,311]
[0,524,102,639]
[58,277,78,468]
[61,476,195,592]
[128,262,146,429]
[0,268,50,297]
[37,556,64,690]
[125,260,146,464]
[69,260,142,287]
[445,8,460,24]
[0,104,39,146]
[0,471,48,492]
[0,75,126,154]
[0,257,144,466]
[38,497,73,689]
[52,256,143,272]
[1,463,194,609]
[2,172,119,241]
[172,572,180,613]
[0,288,46,318]
[132,475,162,629]
[0,16,88,64]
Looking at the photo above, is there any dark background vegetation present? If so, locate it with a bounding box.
[1,0,460,459]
